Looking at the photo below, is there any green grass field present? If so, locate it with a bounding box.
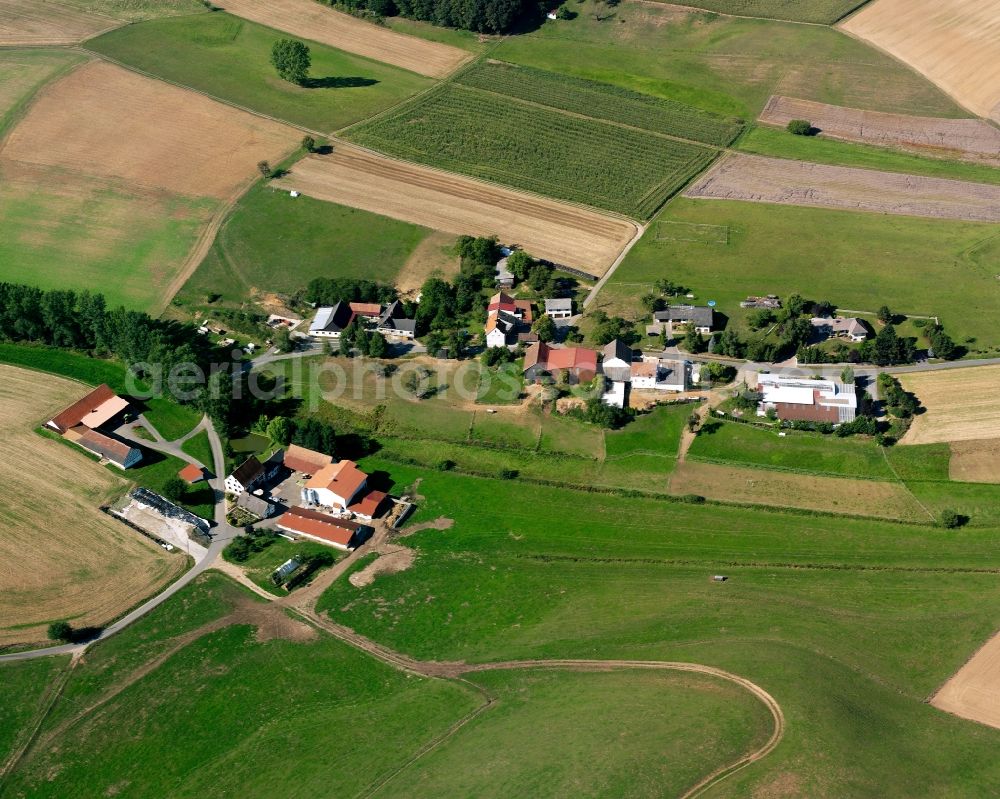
[123,449,215,518]
[655,0,866,24]
[738,125,1000,185]
[0,175,215,314]
[0,656,69,765]
[179,429,212,468]
[600,198,1000,353]
[143,398,201,442]
[313,463,1000,795]
[87,12,432,132]
[493,1,962,120]
[222,538,340,596]
[176,185,431,306]
[1,573,482,799]
[377,668,772,798]
[455,60,743,146]
[347,83,717,218]
[690,418,895,479]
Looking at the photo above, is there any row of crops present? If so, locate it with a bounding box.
[456,60,743,147]
[347,84,717,219]
[673,0,868,24]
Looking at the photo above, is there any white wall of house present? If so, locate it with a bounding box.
[486,328,510,349]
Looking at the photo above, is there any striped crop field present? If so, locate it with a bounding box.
[456,60,744,146]
[347,84,717,219]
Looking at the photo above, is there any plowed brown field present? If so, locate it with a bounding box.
[0,0,119,45]
[841,0,1000,123]
[0,60,298,199]
[0,366,185,648]
[685,153,1000,223]
[900,367,1000,445]
[759,96,1000,165]
[273,146,639,275]
[950,439,1000,484]
[218,0,470,78]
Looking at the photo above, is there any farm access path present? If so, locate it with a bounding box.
[0,412,240,664]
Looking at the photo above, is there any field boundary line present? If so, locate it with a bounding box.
[330,137,642,226]
[0,50,91,145]
[879,446,937,522]
[0,654,77,780]
[629,0,836,27]
[926,626,1000,705]
[686,453,894,482]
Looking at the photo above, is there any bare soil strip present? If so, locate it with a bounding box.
[0,60,299,200]
[0,0,119,45]
[668,460,929,522]
[684,152,1000,223]
[900,366,1000,445]
[217,0,470,78]
[759,95,1000,165]
[273,146,639,275]
[932,629,1000,730]
[0,366,184,647]
[949,440,1000,484]
[841,0,1000,122]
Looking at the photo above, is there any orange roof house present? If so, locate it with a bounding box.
[179,463,204,483]
[523,342,598,385]
[47,384,130,434]
[276,506,371,551]
[302,460,368,508]
[347,490,389,520]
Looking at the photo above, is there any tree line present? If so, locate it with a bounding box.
[0,283,240,430]
[322,0,541,33]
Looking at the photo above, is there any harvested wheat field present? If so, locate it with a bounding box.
[933,630,1000,730]
[685,153,1000,223]
[0,60,298,200]
[0,0,119,45]
[0,366,185,648]
[218,0,470,78]
[669,461,928,522]
[273,146,639,275]
[759,96,1000,165]
[841,0,1000,123]
[949,439,1000,484]
[900,366,1000,445]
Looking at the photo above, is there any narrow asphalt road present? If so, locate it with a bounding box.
[0,414,240,664]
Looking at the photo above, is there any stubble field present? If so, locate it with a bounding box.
[0,366,185,648]
[215,0,470,78]
[759,95,1000,165]
[900,367,1000,445]
[2,60,297,199]
[684,153,1000,223]
[273,147,639,274]
[0,0,119,45]
[841,0,1000,122]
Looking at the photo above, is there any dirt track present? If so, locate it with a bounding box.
[900,366,1000,445]
[1,60,298,200]
[273,146,639,275]
[932,629,1000,730]
[759,96,1000,165]
[217,0,470,78]
[0,0,119,45]
[685,153,1000,223]
[841,0,1000,122]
